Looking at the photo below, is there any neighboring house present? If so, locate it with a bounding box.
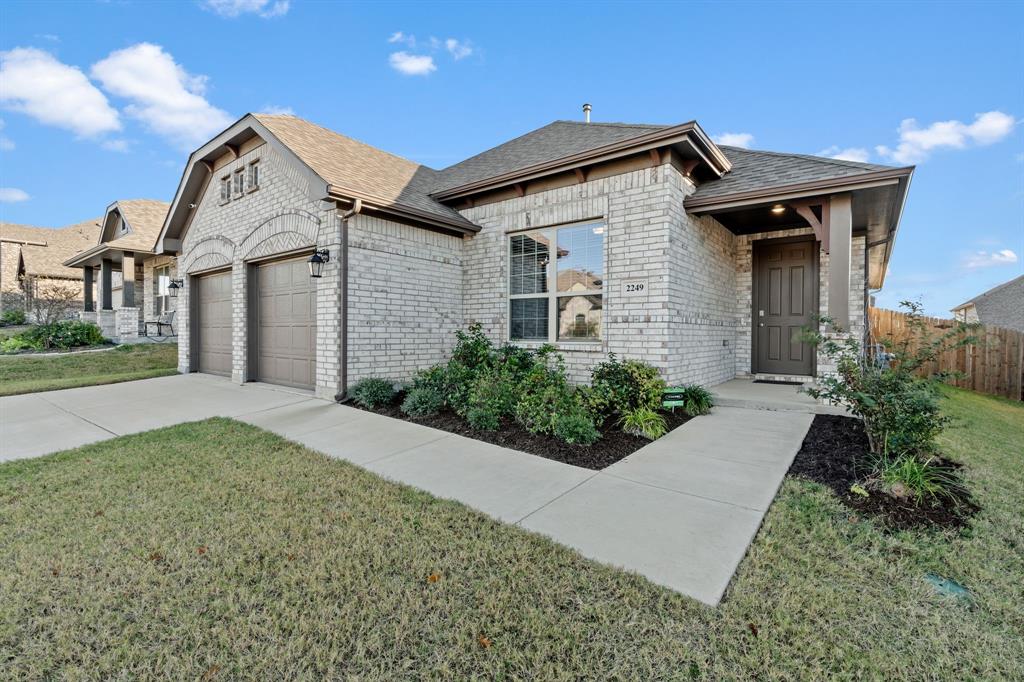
[1,220,101,318]
[151,112,913,398]
[951,274,1024,332]
[64,200,175,340]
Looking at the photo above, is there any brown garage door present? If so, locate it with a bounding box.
[196,270,233,377]
[253,257,315,390]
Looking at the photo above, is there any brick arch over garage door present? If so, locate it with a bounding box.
[238,210,322,262]
[182,236,235,274]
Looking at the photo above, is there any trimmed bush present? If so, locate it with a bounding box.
[618,406,668,440]
[465,405,501,431]
[401,386,444,418]
[552,409,600,445]
[3,321,106,352]
[350,378,397,408]
[0,336,38,354]
[588,354,666,419]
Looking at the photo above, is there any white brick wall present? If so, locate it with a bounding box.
[346,214,464,384]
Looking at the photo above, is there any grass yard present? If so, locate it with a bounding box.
[0,343,178,396]
[0,387,1021,679]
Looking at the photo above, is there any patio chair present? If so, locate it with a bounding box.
[144,310,176,339]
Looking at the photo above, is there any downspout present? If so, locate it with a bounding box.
[337,197,362,401]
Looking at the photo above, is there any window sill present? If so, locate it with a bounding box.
[246,185,260,194]
[511,340,604,351]
[218,199,230,206]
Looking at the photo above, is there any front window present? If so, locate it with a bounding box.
[155,265,170,315]
[233,169,245,196]
[219,176,231,202]
[509,221,604,342]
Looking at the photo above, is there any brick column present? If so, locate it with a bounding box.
[315,209,344,400]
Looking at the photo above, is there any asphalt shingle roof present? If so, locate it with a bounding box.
[433,121,669,193]
[106,199,170,252]
[690,146,894,200]
[254,114,475,229]
[18,219,102,280]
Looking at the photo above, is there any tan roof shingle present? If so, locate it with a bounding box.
[107,199,170,252]
[253,114,474,229]
[18,218,102,280]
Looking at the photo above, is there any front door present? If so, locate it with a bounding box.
[753,238,816,376]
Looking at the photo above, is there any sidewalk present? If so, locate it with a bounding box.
[1,374,812,605]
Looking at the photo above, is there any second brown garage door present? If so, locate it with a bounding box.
[253,257,315,390]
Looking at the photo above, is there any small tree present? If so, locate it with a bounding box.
[30,282,81,326]
[801,300,976,456]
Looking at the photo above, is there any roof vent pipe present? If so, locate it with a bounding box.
[583,103,592,123]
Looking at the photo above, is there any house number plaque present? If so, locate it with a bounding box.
[621,279,648,297]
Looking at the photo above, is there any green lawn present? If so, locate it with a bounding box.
[1,388,1021,679]
[0,343,178,396]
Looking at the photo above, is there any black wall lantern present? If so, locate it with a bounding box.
[308,249,330,278]
[167,278,183,298]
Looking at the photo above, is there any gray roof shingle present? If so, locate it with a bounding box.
[433,121,670,193]
[690,146,895,201]
[952,274,1024,332]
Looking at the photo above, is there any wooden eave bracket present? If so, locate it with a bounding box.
[680,159,700,178]
[573,167,587,184]
[790,198,831,253]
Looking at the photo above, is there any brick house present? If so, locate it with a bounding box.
[1,219,100,319]
[153,112,913,399]
[64,200,176,340]
[951,274,1024,332]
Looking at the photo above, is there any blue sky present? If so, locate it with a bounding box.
[1,0,1021,315]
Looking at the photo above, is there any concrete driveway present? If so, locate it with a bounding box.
[0,374,812,606]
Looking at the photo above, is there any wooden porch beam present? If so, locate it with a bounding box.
[790,198,830,253]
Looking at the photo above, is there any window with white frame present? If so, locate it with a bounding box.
[509,221,605,342]
[219,176,231,202]
[247,160,260,191]
[154,265,170,315]
[233,168,245,196]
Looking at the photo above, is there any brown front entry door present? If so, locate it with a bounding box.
[753,238,816,376]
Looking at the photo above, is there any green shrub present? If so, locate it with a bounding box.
[0,335,39,354]
[677,384,714,416]
[465,405,501,431]
[462,368,516,424]
[618,406,668,440]
[588,354,666,419]
[350,377,397,408]
[22,321,105,350]
[803,300,966,457]
[401,386,444,417]
[513,351,575,435]
[553,409,600,445]
[1,309,26,326]
[450,322,494,370]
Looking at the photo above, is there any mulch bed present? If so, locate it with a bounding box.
[790,414,978,530]
[354,396,691,470]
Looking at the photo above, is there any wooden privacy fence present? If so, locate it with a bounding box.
[868,307,1024,401]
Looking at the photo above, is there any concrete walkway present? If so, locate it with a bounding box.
[0,374,813,606]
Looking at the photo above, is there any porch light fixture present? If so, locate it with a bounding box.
[308,249,330,278]
[167,279,183,298]
[771,204,786,214]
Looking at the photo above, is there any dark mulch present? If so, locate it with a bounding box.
[790,414,978,530]
[353,397,691,470]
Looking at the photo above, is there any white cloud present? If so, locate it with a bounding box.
[817,145,871,163]
[962,249,1019,269]
[389,52,436,76]
[258,104,294,116]
[0,187,30,203]
[201,0,289,18]
[713,132,754,148]
[101,138,131,152]
[0,118,12,150]
[0,47,120,137]
[91,43,234,151]
[876,111,1016,164]
[445,38,473,60]
[388,31,415,46]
